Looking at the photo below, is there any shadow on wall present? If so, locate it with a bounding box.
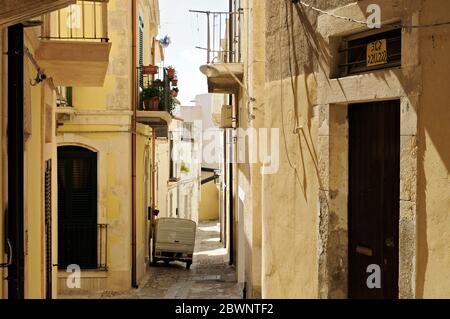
[276,0,450,297]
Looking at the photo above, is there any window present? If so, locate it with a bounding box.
[339,28,401,76]
[57,86,73,107]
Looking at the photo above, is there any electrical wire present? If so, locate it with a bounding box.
[278,0,304,189]
[294,0,450,29]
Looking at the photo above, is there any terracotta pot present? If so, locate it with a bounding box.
[171,90,178,97]
[171,80,178,86]
[142,65,159,75]
[144,97,160,111]
[167,68,175,78]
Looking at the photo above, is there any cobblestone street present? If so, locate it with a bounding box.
[129,221,242,299]
[63,221,242,299]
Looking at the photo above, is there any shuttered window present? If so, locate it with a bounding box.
[44,160,52,299]
[339,28,401,76]
[58,146,98,270]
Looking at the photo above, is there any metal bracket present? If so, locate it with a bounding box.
[0,239,12,268]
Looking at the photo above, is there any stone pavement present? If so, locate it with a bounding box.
[130,221,242,299]
[62,221,242,299]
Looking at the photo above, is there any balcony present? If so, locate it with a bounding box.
[58,223,108,271]
[36,0,111,87]
[0,0,75,28]
[137,66,180,130]
[191,9,244,94]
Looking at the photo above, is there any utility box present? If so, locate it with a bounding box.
[220,105,233,128]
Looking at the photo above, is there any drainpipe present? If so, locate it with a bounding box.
[152,128,156,212]
[131,0,138,289]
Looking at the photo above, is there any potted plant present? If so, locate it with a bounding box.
[166,66,176,79]
[171,87,179,97]
[152,79,163,87]
[167,94,179,115]
[142,86,161,111]
[142,65,159,75]
[180,161,190,174]
[171,76,178,86]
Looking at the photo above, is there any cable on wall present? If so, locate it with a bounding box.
[293,0,450,29]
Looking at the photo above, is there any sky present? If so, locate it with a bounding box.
[159,0,228,106]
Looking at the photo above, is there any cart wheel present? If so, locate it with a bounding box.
[186,262,192,270]
[164,260,170,266]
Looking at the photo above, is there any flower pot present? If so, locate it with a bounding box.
[171,80,178,86]
[144,97,160,111]
[171,90,178,97]
[167,68,175,79]
[142,65,159,75]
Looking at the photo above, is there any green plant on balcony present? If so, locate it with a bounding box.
[180,161,190,174]
[142,86,161,111]
[167,94,178,115]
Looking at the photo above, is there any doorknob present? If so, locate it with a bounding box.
[385,237,395,248]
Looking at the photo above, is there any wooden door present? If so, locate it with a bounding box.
[348,100,400,299]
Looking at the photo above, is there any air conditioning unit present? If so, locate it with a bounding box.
[220,105,233,128]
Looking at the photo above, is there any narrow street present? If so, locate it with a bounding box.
[69,221,242,299]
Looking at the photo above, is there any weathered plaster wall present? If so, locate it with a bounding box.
[55,0,161,294]
[235,0,266,299]
[156,140,169,217]
[57,126,133,293]
[261,0,438,299]
[416,0,450,298]
[262,71,319,298]
[136,123,152,285]
[22,32,58,299]
[199,181,219,222]
[72,0,132,111]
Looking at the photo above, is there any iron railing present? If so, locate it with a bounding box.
[41,0,109,42]
[137,67,178,115]
[58,223,108,271]
[189,9,243,64]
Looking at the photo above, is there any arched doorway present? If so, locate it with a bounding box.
[57,146,98,270]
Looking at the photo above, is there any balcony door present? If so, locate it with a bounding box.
[57,146,98,270]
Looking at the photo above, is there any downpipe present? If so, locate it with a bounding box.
[131,0,138,289]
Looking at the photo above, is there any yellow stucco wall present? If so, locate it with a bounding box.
[199,181,219,222]
[136,123,152,284]
[22,33,58,299]
[55,0,160,294]
[262,76,319,298]
[156,141,169,217]
[416,0,450,298]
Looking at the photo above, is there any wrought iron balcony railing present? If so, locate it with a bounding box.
[58,223,108,271]
[189,9,243,64]
[41,0,109,42]
[137,67,179,115]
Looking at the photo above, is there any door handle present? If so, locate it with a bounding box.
[385,237,395,248]
[356,245,373,257]
[1,239,12,268]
